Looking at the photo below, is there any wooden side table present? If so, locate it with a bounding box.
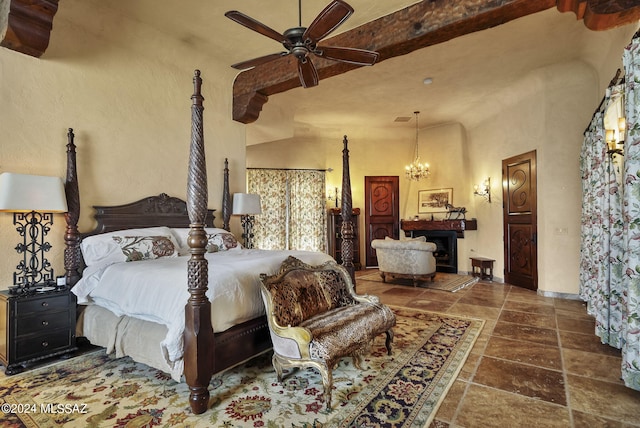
[470,257,495,281]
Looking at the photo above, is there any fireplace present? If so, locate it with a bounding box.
[406,230,458,273]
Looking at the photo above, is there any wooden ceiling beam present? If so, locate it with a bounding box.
[0,0,59,57]
[557,0,640,31]
[232,0,640,124]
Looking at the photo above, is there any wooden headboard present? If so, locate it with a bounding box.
[86,193,215,236]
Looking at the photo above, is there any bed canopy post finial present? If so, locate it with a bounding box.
[184,69,214,415]
[340,135,356,285]
[222,158,231,231]
[64,128,82,287]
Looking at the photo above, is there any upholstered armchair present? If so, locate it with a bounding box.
[371,236,437,286]
[259,256,396,409]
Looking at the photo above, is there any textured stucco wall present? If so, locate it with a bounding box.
[0,2,247,289]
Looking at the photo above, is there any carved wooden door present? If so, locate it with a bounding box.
[502,150,538,290]
[364,176,399,267]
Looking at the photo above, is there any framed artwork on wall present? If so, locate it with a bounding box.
[418,188,453,213]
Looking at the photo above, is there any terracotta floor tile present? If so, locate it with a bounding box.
[503,299,557,316]
[473,356,566,405]
[446,302,501,321]
[507,287,555,305]
[567,374,640,425]
[559,331,622,357]
[563,348,624,384]
[455,384,571,427]
[554,298,588,314]
[556,315,596,335]
[405,299,454,313]
[433,379,467,422]
[457,293,506,308]
[498,309,557,329]
[492,321,559,347]
[484,336,562,370]
[571,410,634,428]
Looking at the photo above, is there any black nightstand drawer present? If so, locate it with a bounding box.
[0,289,77,374]
[16,311,71,336]
[16,295,69,315]
[16,330,73,361]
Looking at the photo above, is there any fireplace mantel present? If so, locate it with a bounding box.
[401,219,477,238]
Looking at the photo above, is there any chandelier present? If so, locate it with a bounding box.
[405,111,430,181]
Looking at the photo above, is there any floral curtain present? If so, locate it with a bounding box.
[579,32,640,391]
[621,34,640,390]
[579,85,625,349]
[247,169,326,252]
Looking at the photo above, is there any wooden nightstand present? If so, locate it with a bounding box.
[0,288,77,375]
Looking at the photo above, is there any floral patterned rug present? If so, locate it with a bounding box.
[0,307,483,427]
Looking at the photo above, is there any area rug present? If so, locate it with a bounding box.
[359,271,479,292]
[0,308,483,428]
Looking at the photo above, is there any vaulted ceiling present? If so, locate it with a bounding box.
[1,0,639,138]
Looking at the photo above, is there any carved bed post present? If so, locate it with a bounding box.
[184,70,214,415]
[64,128,82,287]
[340,135,356,286]
[222,158,231,231]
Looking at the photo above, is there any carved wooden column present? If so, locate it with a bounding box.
[340,135,356,286]
[222,158,231,231]
[184,70,214,415]
[63,128,81,287]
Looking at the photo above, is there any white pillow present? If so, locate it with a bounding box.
[81,227,176,266]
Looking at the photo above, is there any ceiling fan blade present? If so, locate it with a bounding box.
[225,11,286,44]
[231,52,289,70]
[315,46,379,66]
[297,58,319,88]
[303,0,354,43]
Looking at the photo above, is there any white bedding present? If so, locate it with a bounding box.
[72,249,333,376]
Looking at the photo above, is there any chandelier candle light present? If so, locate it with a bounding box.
[405,111,430,181]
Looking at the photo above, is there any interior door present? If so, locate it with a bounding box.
[502,150,538,290]
[364,176,399,267]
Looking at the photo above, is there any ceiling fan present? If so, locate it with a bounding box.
[225,0,379,88]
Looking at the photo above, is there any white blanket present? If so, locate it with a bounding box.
[72,249,333,372]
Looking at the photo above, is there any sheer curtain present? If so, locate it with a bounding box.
[579,32,640,391]
[247,169,326,252]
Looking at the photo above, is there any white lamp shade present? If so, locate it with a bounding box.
[232,193,261,215]
[0,173,68,213]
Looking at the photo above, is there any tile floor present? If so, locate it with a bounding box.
[355,269,640,428]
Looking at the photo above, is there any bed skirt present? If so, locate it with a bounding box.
[77,305,183,380]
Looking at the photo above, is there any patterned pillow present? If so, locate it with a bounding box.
[112,235,178,262]
[206,232,240,252]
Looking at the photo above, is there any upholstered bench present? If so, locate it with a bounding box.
[260,256,396,409]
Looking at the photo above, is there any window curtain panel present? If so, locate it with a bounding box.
[579,32,640,392]
[248,169,326,252]
[247,169,288,250]
[621,34,640,390]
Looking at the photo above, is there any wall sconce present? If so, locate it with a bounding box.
[327,186,341,208]
[232,193,262,249]
[0,173,68,293]
[473,178,491,203]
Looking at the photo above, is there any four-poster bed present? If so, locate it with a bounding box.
[63,70,356,414]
